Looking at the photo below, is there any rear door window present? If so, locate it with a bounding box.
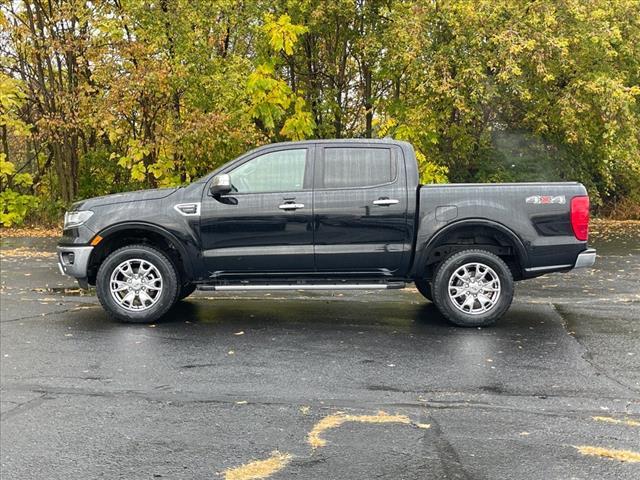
[321,147,396,189]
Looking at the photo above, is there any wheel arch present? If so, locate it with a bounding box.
[87,222,195,285]
[413,219,528,281]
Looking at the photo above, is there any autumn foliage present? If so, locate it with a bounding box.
[1,0,639,225]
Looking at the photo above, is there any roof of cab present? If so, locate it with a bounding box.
[245,137,413,154]
[270,138,404,145]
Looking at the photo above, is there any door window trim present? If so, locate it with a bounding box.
[313,145,399,191]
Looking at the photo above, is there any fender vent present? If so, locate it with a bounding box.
[174,202,201,216]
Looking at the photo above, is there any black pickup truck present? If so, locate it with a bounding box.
[58,139,595,326]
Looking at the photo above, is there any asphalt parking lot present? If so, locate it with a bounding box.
[1,222,639,479]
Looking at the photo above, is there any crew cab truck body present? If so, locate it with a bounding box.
[58,139,595,326]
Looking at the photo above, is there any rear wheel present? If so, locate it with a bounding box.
[414,279,433,302]
[432,249,514,327]
[96,245,179,323]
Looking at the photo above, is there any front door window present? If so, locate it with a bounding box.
[230,149,307,193]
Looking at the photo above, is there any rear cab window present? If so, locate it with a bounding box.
[317,146,397,189]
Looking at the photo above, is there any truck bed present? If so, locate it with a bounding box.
[415,182,590,275]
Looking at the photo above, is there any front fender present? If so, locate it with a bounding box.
[93,221,199,279]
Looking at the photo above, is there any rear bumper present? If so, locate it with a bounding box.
[523,247,596,277]
[57,246,93,286]
[573,248,596,269]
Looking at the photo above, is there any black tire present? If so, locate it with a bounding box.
[96,244,179,323]
[178,283,197,301]
[432,249,514,327]
[414,279,433,302]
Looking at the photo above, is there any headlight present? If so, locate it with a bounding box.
[64,210,93,229]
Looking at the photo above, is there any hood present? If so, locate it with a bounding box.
[71,187,180,210]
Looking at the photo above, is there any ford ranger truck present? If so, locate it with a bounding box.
[57,139,595,327]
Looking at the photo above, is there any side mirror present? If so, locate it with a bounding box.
[210,174,232,196]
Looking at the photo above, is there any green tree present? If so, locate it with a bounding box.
[0,74,37,226]
[1,0,639,221]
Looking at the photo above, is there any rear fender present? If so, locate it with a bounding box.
[412,219,528,278]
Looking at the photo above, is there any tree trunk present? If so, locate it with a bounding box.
[363,64,373,138]
[1,125,9,160]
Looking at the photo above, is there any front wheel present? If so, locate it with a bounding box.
[96,245,179,323]
[432,249,514,327]
[178,282,197,301]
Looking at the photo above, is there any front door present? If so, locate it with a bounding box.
[313,144,410,275]
[200,146,314,277]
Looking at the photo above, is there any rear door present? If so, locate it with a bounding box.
[313,144,409,274]
[199,146,314,275]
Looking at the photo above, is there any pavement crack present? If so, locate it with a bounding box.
[2,382,639,417]
[553,303,640,396]
[0,394,50,421]
[180,363,220,369]
[0,304,95,324]
[426,416,473,480]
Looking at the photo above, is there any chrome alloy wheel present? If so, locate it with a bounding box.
[109,259,163,311]
[447,262,501,315]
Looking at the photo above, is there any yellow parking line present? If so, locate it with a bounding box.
[224,451,292,480]
[592,416,640,427]
[223,410,430,478]
[575,446,640,463]
[307,410,424,449]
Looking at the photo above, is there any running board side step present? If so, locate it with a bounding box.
[197,282,406,291]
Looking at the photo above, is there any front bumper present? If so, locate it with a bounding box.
[57,246,93,284]
[573,248,596,269]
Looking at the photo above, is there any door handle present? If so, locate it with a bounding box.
[279,203,305,210]
[372,198,399,206]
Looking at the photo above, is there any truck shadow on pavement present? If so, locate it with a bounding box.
[68,294,557,337]
[161,297,453,330]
